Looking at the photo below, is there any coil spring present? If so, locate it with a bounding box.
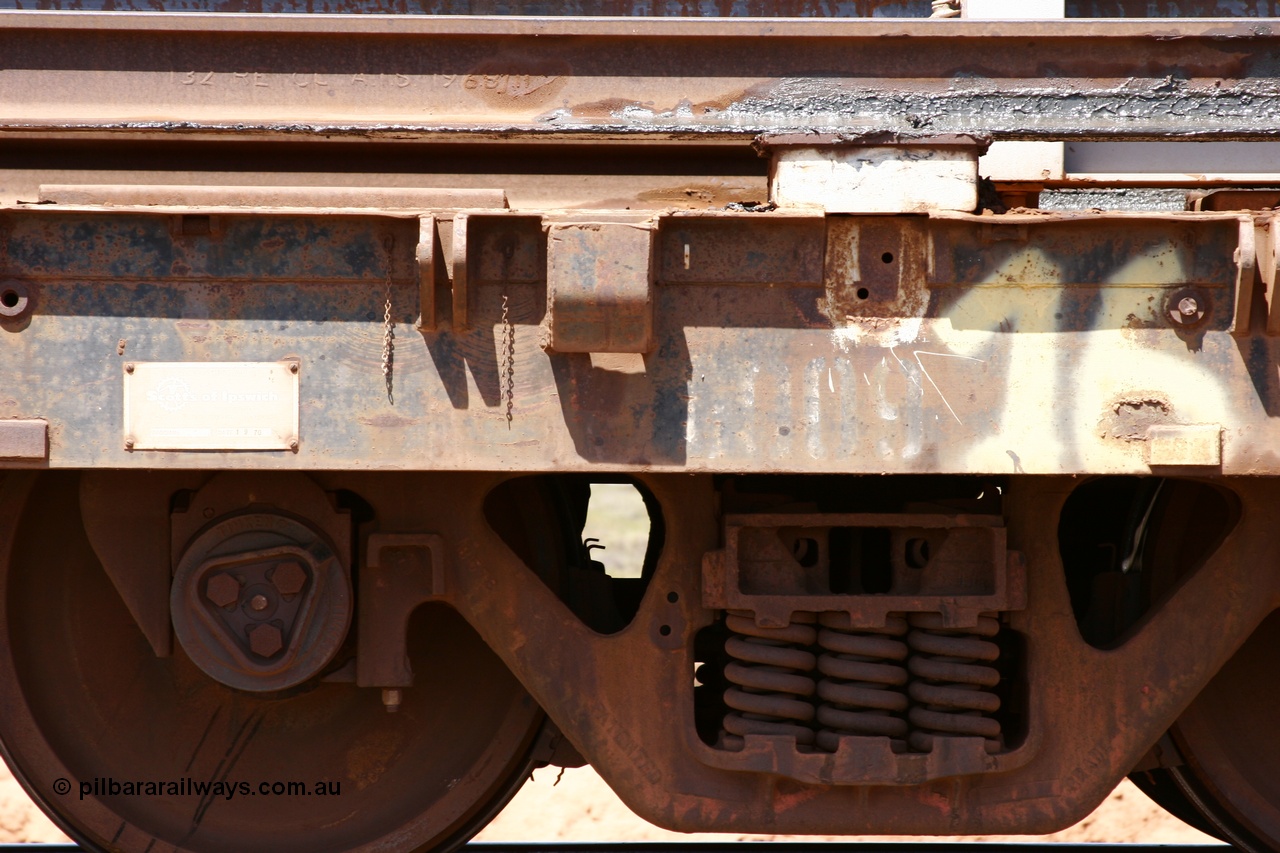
[906,612,1003,754]
[721,611,817,748]
[814,612,910,751]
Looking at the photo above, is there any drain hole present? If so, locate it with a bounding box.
[905,537,931,569]
[792,537,820,568]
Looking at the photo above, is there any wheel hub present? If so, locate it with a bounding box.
[172,512,350,692]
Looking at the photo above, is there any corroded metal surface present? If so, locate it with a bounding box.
[546,220,655,354]
[0,0,1274,15]
[700,511,1028,785]
[314,470,1280,836]
[4,204,1276,476]
[7,16,1280,140]
[8,4,1280,850]
[0,470,547,852]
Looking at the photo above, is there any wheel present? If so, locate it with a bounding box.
[1157,613,1280,851]
[1118,479,1278,850]
[0,472,543,853]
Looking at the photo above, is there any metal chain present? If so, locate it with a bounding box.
[501,293,514,428]
[381,238,395,403]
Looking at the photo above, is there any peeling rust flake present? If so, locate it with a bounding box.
[1102,396,1173,442]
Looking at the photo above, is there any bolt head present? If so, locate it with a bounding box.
[289,362,299,374]
[249,594,270,612]
[124,363,135,373]
[1178,297,1200,317]
[271,560,307,596]
[205,573,241,608]
[248,623,284,658]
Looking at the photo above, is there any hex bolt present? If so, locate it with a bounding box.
[271,560,307,596]
[1178,297,1200,317]
[249,594,269,612]
[382,688,403,713]
[248,624,284,658]
[205,573,241,608]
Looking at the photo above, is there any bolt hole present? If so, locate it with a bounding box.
[0,290,17,309]
[659,624,672,636]
[667,591,679,603]
[792,536,820,568]
[905,537,931,569]
[855,287,870,300]
[881,252,894,264]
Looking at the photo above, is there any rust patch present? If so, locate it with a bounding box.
[1101,395,1174,441]
[566,96,640,118]
[345,728,405,791]
[636,185,722,204]
[358,413,420,428]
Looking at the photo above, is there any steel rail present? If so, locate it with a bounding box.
[467,846,1235,852]
[4,13,1280,141]
[0,840,1239,845]
[2,12,1278,34]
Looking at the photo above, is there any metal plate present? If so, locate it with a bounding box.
[123,361,299,451]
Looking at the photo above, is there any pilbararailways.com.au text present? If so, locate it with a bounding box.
[64,777,341,800]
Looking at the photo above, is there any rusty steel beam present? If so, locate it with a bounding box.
[37,184,509,209]
[6,14,1280,141]
[4,205,1273,475]
[0,0,1277,15]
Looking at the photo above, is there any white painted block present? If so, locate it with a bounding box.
[980,141,1066,183]
[770,146,978,214]
[965,0,1064,17]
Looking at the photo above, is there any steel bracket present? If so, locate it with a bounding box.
[356,532,447,688]
[545,218,656,354]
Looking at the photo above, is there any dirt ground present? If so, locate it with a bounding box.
[0,759,1216,846]
[475,767,1218,844]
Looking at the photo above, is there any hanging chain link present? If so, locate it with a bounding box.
[501,293,514,428]
[381,237,395,403]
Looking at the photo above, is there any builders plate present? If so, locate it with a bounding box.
[123,362,299,451]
